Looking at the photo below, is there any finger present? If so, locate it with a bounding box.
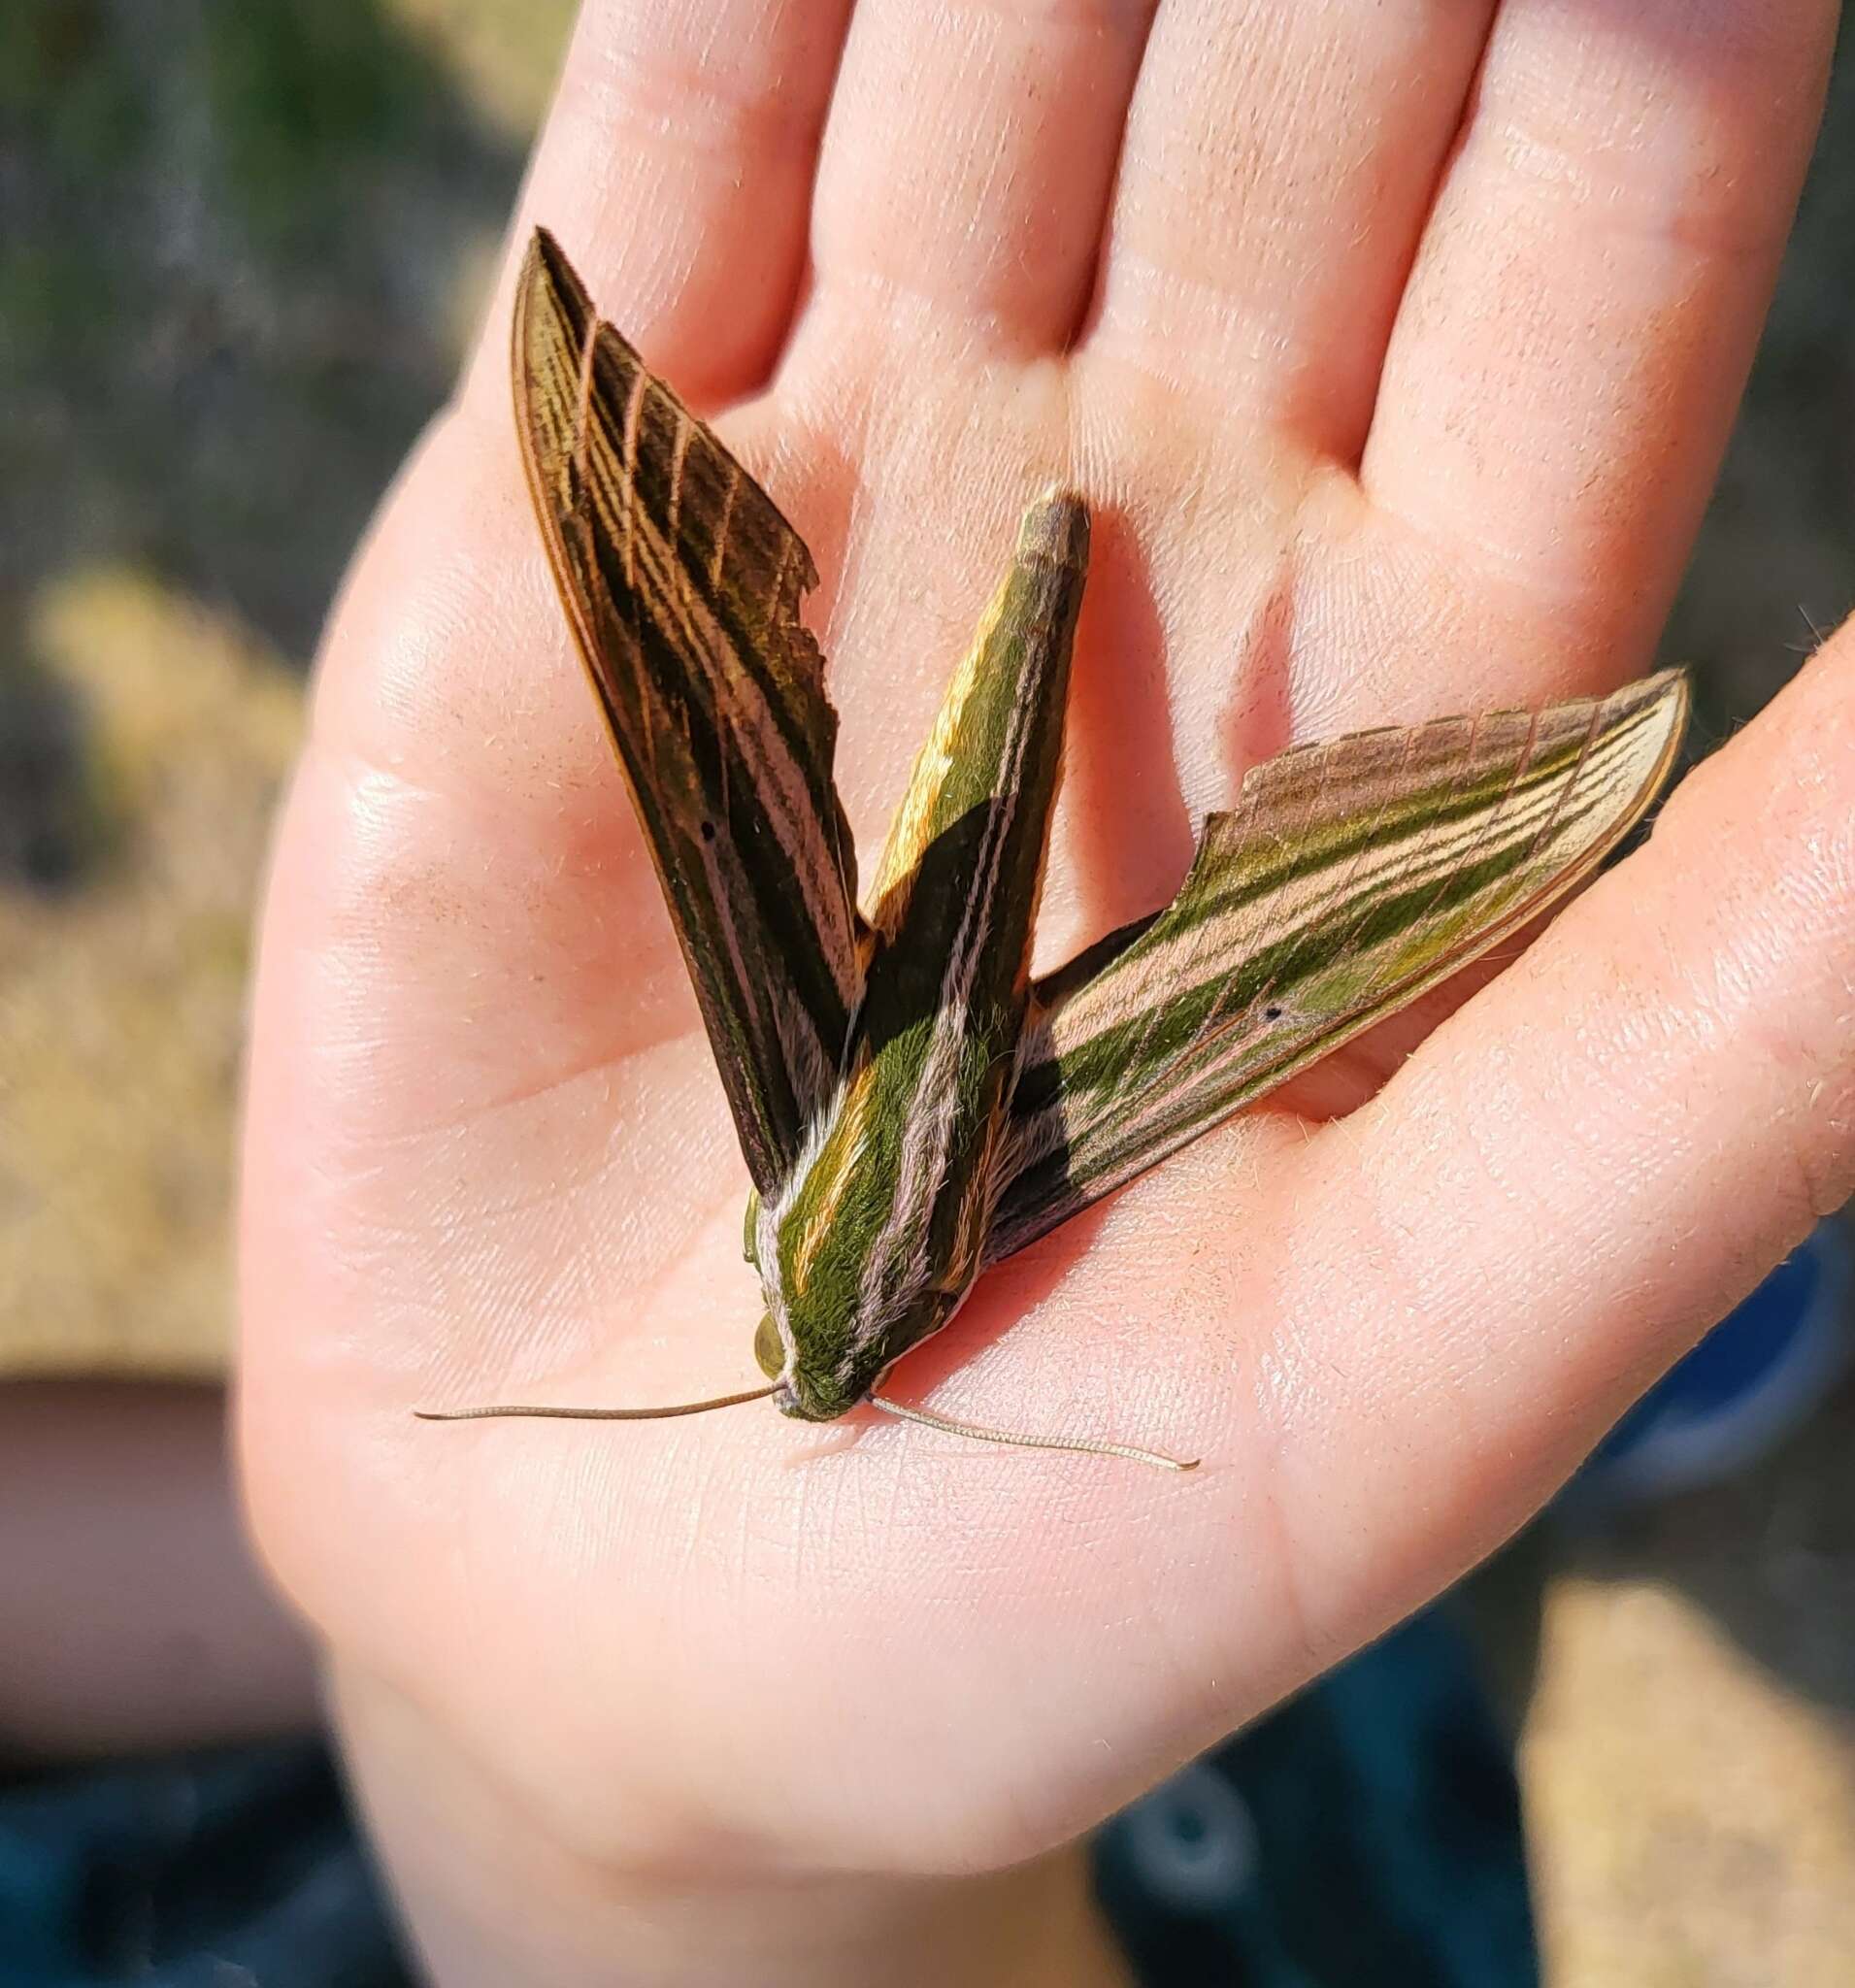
[1364,0,1837,667]
[1085,0,1496,455]
[805,0,1158,359]
[320,0,857,809]
[460,0,855,413]
[1278,625,1855,1646]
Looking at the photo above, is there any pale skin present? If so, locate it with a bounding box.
[231,3,1855,1984]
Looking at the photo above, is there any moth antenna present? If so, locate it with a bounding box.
[415,1383,778,1424]
[868,1395,1199,1473]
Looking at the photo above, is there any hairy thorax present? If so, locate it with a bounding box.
[746,1022,1010,1421]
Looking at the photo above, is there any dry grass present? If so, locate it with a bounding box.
[1,571,301,1374]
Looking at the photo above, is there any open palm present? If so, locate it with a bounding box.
[241,0,1852,1969]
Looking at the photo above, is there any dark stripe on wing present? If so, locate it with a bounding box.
[988,672,1687,1259]
[514,230,862,1191]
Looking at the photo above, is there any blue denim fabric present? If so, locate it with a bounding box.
[1,1604,1529,1988]
[0,1740,407,1986]
[1096,1605,1535,1987]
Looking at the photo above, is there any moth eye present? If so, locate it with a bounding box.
[753,1311,783,1378]
[700,820,717,843]
[1262,1004,1283,1021]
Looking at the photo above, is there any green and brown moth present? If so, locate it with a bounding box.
[420,228,1689,1469]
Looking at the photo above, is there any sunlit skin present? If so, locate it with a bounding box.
[240,5,1852,1985]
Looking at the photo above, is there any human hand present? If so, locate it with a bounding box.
[240,4,1851,1983]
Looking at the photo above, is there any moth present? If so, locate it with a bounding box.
[421,229,1688,1469]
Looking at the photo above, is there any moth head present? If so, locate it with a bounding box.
[768,1289,963,1425]
[750,1301,849,1423]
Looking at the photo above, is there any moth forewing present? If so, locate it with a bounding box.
[512,228,862,1196]
[989,669,1690,1260]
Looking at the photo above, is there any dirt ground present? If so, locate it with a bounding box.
[2,6,1850,1979]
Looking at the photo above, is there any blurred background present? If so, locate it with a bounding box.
[0,3,1850,1980]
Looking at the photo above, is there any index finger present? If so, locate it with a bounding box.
[313,0,853,800]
